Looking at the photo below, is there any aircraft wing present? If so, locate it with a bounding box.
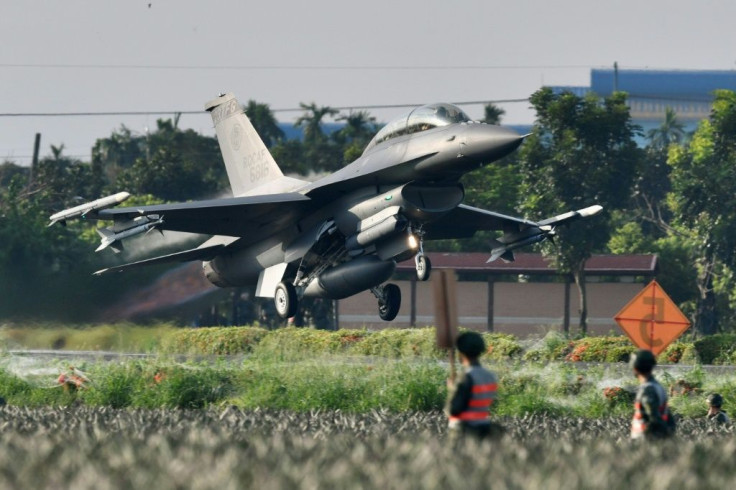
[97,192,311,237]
[423,204,540,240]
[425,204,603,262]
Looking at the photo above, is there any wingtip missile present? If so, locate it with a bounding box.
[577,204,603,218]
[48,191,131,226]
[538,204,604,227]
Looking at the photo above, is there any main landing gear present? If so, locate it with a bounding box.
[372,283,401,321]
[274,281,298,319]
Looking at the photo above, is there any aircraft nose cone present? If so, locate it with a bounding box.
[461,124,525,163]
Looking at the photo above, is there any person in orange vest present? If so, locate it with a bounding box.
[446,331,499,441]
[630,349,675,440]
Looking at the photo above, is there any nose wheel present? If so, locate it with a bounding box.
[274,281,298,319]
[415,254,431,282]
[373,284,401,321]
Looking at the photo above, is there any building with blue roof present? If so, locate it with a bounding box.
[548,69,736,141]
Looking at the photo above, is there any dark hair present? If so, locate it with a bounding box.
[456,332,486,358]
[708,393,724,408]
[630,349,656,374]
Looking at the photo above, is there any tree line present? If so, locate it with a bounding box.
[2,90,736,335]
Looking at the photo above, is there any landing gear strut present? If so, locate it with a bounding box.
[373,283,401,321]
[274,281,298,319]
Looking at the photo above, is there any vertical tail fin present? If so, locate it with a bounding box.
[205,93,284,197]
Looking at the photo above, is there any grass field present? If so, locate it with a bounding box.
[0,350,732,418]
[2,325,736,487]
[0,407,733,489]
[1,324,735,417]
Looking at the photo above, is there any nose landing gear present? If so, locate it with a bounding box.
[415,254,431,282]
[413,233,431,282]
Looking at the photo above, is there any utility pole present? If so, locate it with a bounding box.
[29,132,41,190]
[613,61,619,93]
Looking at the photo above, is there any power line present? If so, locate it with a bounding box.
[5,63,735,72]
[0,99,531,118]
[0,63,602,71]
[1,91,723,119]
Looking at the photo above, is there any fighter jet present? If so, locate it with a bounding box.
[50,93,602,321]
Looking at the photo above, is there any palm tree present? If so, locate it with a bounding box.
[483,103,506,125]
[50,144,65,162]
[647,107,686,150]
[244,100,284,148]
[295,103,338,144]
[336,111,377,143]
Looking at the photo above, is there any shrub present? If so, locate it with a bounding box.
[563,337,634,363]
[0,323,176,352]
[162,326,269,355]
[660,341,698,364]
[256,327,371,356]
[602,387,634,404]
[692,334,736,365]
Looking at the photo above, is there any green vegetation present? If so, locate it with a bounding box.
[5,89,736,334]
[8,325,736,368]
[0,325,521,360]
[0,323,175,352]
[161,326,269,355]
[518,88,641,334]
[1,340,735,417]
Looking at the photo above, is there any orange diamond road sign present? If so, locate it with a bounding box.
[614,280,691,356]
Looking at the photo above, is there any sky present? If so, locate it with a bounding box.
[3,0,736,166]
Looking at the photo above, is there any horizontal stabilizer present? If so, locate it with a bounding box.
[97,192,310,236]
[93,243,225,276]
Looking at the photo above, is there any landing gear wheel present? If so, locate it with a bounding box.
[274,282,298,319]
[378,283,401,321]
[416,255,432,282]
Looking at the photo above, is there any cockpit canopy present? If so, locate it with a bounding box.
[364,103,471,153]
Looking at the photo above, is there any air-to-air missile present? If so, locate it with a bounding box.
[48,192,131,227]
[95,216,164,253]
[487,205,603,262]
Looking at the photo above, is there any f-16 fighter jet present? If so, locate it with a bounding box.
[50,94,601,321]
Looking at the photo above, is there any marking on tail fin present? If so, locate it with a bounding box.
[230,123,243,151]
[206,93,284,197]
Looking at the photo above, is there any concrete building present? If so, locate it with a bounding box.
[336,253,658,337]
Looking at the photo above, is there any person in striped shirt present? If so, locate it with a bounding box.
[446,331,500,441]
